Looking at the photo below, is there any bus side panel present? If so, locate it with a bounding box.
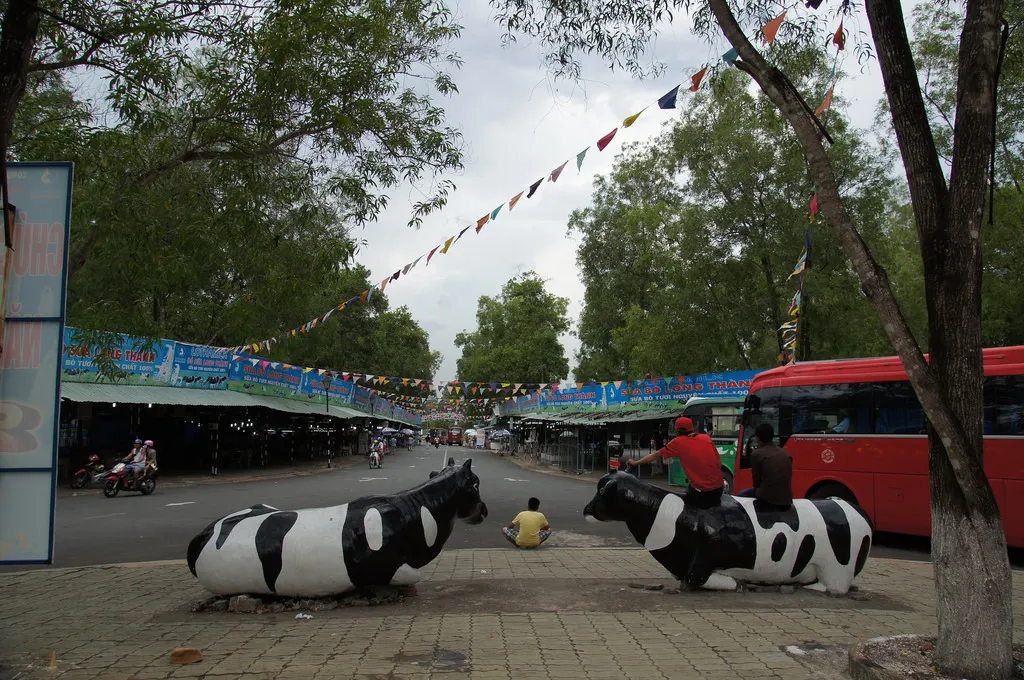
[791,469,875,519]
[869,437,930,537]
[987,437,1024,548]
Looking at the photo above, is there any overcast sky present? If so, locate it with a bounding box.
[346,2,889,383]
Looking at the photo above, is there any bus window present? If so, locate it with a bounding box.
[741,388,786,465]
[985,375,1024,435]
[709,406,742,438]
[874,381,927,435]
[789,383,873,434]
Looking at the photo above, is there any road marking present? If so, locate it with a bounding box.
[504,478,529,483]
[166,502,196,507]
[359,477,388,482]
[80,512,127,521]
[409,465,417,468]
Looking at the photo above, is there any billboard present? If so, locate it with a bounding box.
[227,356,302,399]
[170,343,230,389]
[61,328,175,385]
[0,163,73,564]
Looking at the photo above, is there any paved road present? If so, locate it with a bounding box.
[4,444,992,570]
[28,445,637,568]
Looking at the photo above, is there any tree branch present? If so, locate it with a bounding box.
[707,0,992,510]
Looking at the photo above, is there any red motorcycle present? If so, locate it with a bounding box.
[70,454,107,489]
[103,461,158,497]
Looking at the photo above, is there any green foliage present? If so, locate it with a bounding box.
[571,48,920,380]
[455,272,570,383]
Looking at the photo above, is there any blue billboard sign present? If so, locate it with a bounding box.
[61,328,175,385]
[170,343,230,389]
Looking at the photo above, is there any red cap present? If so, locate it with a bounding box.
[674,417,694,433]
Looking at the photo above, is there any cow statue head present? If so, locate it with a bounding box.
[584,472,665,524]
[430,458,488,524]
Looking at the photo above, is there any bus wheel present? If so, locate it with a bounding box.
[721,468,734,495]
[809,482,857,506]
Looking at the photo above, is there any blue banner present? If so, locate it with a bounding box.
[170,343,231,389]
[299,372,354,404]
[227,356,303,399]
[61,328,175,385]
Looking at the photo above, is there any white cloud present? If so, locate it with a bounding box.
[349,2,890,382]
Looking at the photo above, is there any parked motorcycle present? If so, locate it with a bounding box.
[70,454,106,489]
[369,451,382,469]
[103,461,158,497]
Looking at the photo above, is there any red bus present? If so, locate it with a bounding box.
[447,427,463,446]
[735,346,1024,548]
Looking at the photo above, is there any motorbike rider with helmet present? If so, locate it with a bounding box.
[143,440,158,468]
[123,438,147,489]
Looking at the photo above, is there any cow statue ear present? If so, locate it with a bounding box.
[429,470,440,479]
[462,459,472,471]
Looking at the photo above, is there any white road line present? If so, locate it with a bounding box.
[165,502,196,507]
[80,512,127,521]
[504,478,529,483]
[359,477,388,482]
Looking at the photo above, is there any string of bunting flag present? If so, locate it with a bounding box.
[218,6,850,393]
[216,79,716,357]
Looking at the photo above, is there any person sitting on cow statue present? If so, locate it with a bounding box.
[626,417,724,508]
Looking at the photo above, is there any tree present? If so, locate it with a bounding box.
[455,272,570,383]
[492,0,1013,675]
[572,49,914,380]
[2,0,465,276]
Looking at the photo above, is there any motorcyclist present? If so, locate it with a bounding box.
[123,438,147,488]
[143,440,158,469]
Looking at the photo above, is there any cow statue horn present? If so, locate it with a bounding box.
[582,472,872,595]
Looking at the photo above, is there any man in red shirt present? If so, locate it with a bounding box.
[626,417,724,508]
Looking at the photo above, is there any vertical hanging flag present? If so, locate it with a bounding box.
[366,286,375,303]
[623,108,646,128]
[815,85,834,115]
[762,11,787,43]
[426,245,440,264]
[439,235,455,254]
[689,66,709,92]
[596,128,618,151]
[809,193,819,223]
[576,147,589,172]
[549,160,569,182]
[833,20,845,50]
[508,191,524,211]
[527,178,543,198]
[476,214,489,233]
[360,289,370,304]
[379,277,389,293]
[657,85,680,109]
[723,47,739,65]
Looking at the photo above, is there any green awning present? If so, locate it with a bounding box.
[60,382,368,420]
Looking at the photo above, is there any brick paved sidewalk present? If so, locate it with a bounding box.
[1,549,1022,680]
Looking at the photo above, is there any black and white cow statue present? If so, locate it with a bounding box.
[583,472,872,595]
[186,459,487,597]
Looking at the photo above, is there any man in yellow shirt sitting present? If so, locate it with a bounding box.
[502,497,552,548]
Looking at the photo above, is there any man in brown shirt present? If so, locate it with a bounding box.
[737,423,793,508]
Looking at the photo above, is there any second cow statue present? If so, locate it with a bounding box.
[186,459,488,597]
[584,472,872,595]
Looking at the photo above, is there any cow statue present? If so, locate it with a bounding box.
[186,459,487,597]
[583,472,872,595]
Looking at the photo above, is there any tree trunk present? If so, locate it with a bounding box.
[706,0,1013,675]
[758,254,784,354]
[0,0,40,181]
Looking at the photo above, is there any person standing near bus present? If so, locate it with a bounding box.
[737,423,792,508]
[627,417,724,508]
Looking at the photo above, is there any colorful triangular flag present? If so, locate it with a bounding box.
[596,128,618,151]
[762,11,787,43]
[527,178,543,198]
[689,66,708,92]
[576,147,589,172]
[833,20,845,50]
[490,204,502,220]
[623,108,646,128]
[476,214,489,233]
[815,85,834,115]
[439,235,455,254]
[508,191,524,211]
[426,245,440,264]
[657,85,680,109]
[549,160,569,183]
[723,47,739,65]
